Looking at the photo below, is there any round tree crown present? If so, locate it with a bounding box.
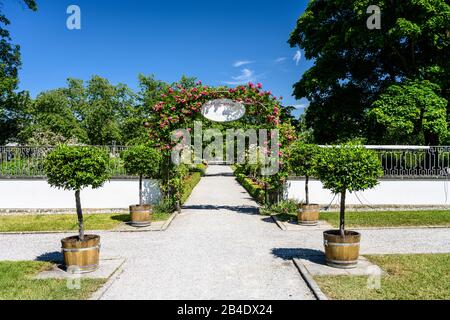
[288,142,320,178]
[44,145,111,191]
[316,143,383,194]
[121,144,162,178]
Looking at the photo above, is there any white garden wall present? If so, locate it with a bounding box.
[1,177,449,210]
[286,179,450,206]
[0,179,161,210]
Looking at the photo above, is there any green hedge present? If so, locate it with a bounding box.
[235,173,266,204]
[180,164,207,205]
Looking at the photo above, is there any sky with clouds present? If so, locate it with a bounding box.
[4,0,313,116]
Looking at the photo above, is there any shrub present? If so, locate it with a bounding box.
[180,171,202,205]
[261,200,298,216]
[153,197,176,215]
[121,144,161,206]
[288,142,320,204]
[316,143,383,236]
[44,145,110,240]
[236,173,266,204]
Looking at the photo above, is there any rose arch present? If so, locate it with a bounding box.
[144,81,294,206]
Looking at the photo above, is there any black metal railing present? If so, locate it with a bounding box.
[1,145,450,179]
[0,146,129,178]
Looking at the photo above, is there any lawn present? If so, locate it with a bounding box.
[320,210,450,228]
[0,261,105,300]
[315,254,450,300]
[0,212,172,233]
[268,209,450,228]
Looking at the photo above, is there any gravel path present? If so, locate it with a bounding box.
[0,165,449,300]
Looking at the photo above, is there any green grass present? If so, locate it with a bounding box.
[266,209,450,227]
[0,261,105,300]
[320,210,450,228]
[315,254,450,300]
[0,212,171,233]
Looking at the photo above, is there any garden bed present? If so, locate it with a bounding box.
[0,261,105,300]
[314,254,450,300]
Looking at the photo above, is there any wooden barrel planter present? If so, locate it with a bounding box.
[323,230,361,269]
[298,204,320,226]
[130,205,152,227]
[61,235,100,274]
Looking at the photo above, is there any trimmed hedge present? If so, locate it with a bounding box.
[179,164,208,205]
[180,172,202,205]
[235,173,266,204]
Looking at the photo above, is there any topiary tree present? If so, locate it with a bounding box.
[288,142,320,205]
[316,143,383,237]
[44,145,110,241]
[121,144,162,206]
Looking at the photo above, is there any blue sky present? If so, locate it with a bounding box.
[4,0,312,115]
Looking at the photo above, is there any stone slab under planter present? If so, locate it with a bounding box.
[34,258,125,280]
[294,255,384,276]
[113,211,177,232]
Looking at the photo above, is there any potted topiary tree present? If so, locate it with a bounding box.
[44,145,110,273]
[121,144,162,227]
[288,142,321,225]
[316,143,383,269]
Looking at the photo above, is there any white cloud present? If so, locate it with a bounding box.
[275,57,287,63]
[293,50,302,65]
[223,68,256,85]
[292,103,309,110]
[233,60,254,67]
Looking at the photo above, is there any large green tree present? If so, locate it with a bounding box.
[289,0,450,144]
[0,0,37,144]
[18,76,145,146]
[19,89,87,144]
[369,80,448,145]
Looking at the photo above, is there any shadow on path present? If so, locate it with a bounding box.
[182,205,259,215]
[36,251,64,263]
[204,173,235,177]
[271,248,326,265]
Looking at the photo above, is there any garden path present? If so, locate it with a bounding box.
[0,166,449,299]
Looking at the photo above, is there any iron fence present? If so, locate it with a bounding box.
[0,146,130,178]
[1,145,450,179]
[366,146,450,179]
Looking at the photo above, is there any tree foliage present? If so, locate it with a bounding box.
[121,144,161,178]
[287,142,320,178]
[17,75,163,146]
[19,89,87,144]
[316,143,383,195]
[44,145,110,191]
[316,143,383,233]
[369,80,448,145]
[289,0,450,144]
[0,1,37,144]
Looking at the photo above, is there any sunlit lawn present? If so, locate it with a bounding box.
[272,210,450,228]
[315,254,450,300]
[0,261,105,300]
[0,212,171,232]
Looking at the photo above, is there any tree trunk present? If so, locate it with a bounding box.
[305,175,309,205]
[340,189,346,238]
[75,190,84,241]
[139,174,143,206]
